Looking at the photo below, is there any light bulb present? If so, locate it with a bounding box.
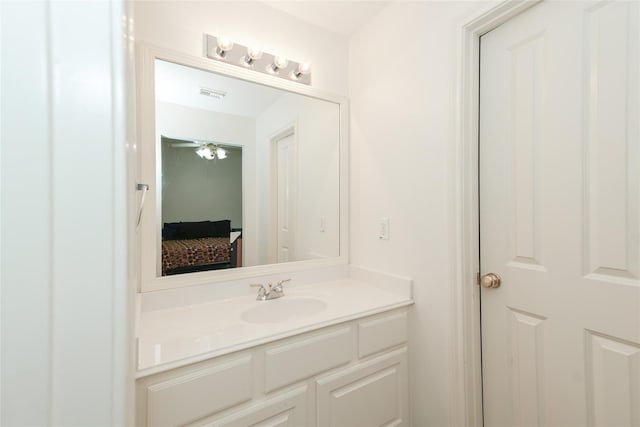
[245,47,263,65]
[217,36,233,51]
[216,147,227,159]
[270,56,289,73]
[196,144,216,160]
[216,36,234,58]
[293,62,311,79]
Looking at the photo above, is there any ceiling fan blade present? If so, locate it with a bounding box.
[171,142,200,148]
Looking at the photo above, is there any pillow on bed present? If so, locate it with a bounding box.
[162,222,181,240]
[173,221,209,239]
[208,219,231,237]
[165,220,231,240]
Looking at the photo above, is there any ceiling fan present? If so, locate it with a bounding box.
[167,137,229,160]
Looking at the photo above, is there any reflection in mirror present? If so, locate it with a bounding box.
[161,136,243,275]
[153,59,340,279]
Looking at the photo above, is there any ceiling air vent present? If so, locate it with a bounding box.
[199,87,227,99]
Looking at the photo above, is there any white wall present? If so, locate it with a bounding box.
[348,2,493,426]
[0,1,132,425]
[255,93,340,265]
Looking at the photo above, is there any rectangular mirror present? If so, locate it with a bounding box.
[137,46,348,291]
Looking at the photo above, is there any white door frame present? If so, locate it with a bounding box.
[450,1,542,425]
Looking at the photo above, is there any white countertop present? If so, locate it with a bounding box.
[137,272,413,377]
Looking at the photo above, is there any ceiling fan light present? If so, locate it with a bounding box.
[216,147,227,159]
[194,143,228,160]
[196,145,216,160]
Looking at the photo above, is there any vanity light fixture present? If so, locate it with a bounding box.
[205,34,311,85]
[195,143,227,160]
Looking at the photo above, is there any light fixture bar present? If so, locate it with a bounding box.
[205,34,311,86]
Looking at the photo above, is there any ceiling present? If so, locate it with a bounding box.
[262,1,390,36]
[154,59,284,118]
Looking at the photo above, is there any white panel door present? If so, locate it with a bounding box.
[276,134,296,262]
[480,1,640,426]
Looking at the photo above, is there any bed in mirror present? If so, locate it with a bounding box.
[137,45,348,292]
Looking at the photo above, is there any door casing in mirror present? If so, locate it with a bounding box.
[136,44,349,292]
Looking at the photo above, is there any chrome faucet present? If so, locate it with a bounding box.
[267,278,291,299]
[250,278,291,301]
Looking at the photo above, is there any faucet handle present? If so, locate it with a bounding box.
[250,283,267,300]
[269,279,290,298]
[276,278,291,286]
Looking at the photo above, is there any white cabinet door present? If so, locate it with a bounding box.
[480,1,640,426]
[140,355,253,427]
[316,348,408,427]
[189,386,308,427]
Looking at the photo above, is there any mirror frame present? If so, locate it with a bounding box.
[136,44,349,292]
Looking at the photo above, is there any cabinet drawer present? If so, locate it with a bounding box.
[264,326,353,392]
[145,355,252,427]
[358,310,407,358]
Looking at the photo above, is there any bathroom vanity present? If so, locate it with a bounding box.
[135,269,412,426]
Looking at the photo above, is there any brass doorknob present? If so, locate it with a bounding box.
[480,273,501,289]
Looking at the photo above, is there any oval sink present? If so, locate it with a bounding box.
[241,297,327,324]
